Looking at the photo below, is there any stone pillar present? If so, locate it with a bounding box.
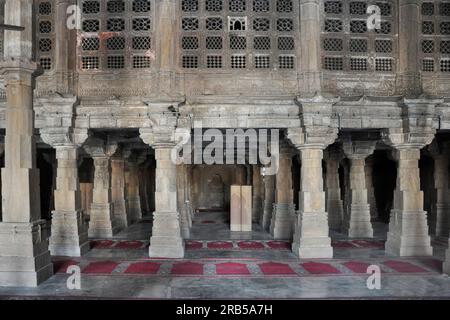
[365,157,378,221]
[178,164,190,238]
[0,0,53,286]
[46,144,88,257]
[298,0,321,94]
[124,152,142,224]
[386,148,433,256]
[270,145,295,239]
[444,240,450,275]
[140,125,188,258]
[111,152,127,230]
[139,161,150,217]
[55,0,71,93]
[342,140,376,238]
[324,147,344,230]
[288,125,337,259]
[261,172,275,231]
[428,141,450,237]
[252,166,263,223]
[397,0,421,95]
[84,140,118,238]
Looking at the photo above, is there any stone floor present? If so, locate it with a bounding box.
[0,212,449,299]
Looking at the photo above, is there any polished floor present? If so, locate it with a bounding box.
[0,212,449,299]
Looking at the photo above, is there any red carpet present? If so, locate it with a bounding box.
[90,240,115,249]
[342,261,372,273]
[54,260,79,273]
[216,262,250,275]
[302,262,341,274]
[124,262,161,274]
[259,262,296,275]
[171,262,204,275]
[115,240,144,249]
[186,241,203,250]
[352,240,385,248]
[332,241,356,248]
[207,241,234,249]
[82,261,119,274]
[238,241,265,250]
[384,260,428,273]
[267,241,291,250]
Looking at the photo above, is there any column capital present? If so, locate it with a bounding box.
[342,140,377,160]
[324,145,344,162]
[382,128,435,151]
[287,127,338,150]
[427,139,450,159]
[0,59,37,85]
[84,137,118,158]
[140,126,190,150]
[40,127,88,148]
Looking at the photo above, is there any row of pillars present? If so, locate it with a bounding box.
[253,138,450,269]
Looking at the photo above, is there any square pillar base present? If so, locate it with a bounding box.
[385,210,433,257]
[346,205,374,238]
[149,236,185,258]
[292,211,333,259]
[88,203,117,238]
[270,203,295,239]
[0,221,53,287]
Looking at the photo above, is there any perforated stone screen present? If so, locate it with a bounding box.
[420,1,450,73]
[180,0,298,71]
[78,0,155,72]
[321,0,397,73]
[36,0,54,71]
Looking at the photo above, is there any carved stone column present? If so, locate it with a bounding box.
[342,140,376,238]
[298,0,322,94]
[140,123,189,258]
[0,0,53,286]
[124,151,143,224]
[40,127,90,257]
[111,151,128,230]
[252,166,264,224]
[324,146,344,230]
[261,171,275,231]
[365,156,378,221]
[428,141,450,237]
[383,127,435,256]
[84,140,118,238]
[270,145,295,239]
[177,164,190,238]
[288,126,337,259]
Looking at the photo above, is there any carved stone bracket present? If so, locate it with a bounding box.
[84,137,118,159]
[40,127,88,148]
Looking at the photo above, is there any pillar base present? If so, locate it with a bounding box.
[49,210,89,257]
[88,203,117,238]
[127,197,142,224]
[270,203,295,240]
[0,221,53,287]
[385,209,433,257]
[292,211,333,259]
[444,242,450,275]
[327,199,344,230]
[149,211,185,258]
[113,200,128,231]
[261,201,274,231]
[346,205,374,238]
[149,236,185,258]
[435,203,450,238]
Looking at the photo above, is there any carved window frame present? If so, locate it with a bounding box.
[78,0,155,73]
[419,1,450,73]
[179,0,299,72]
[321,0,398,73]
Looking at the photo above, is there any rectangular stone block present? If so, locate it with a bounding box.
[230,185,241,231]
[241,186,252,232]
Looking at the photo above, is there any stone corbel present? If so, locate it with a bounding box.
[342,139,377,159]
[381,127,435,151]
[84,137,118,159]
[287,127,338,150]
[40,127,88,149]
[324,144,344,163]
